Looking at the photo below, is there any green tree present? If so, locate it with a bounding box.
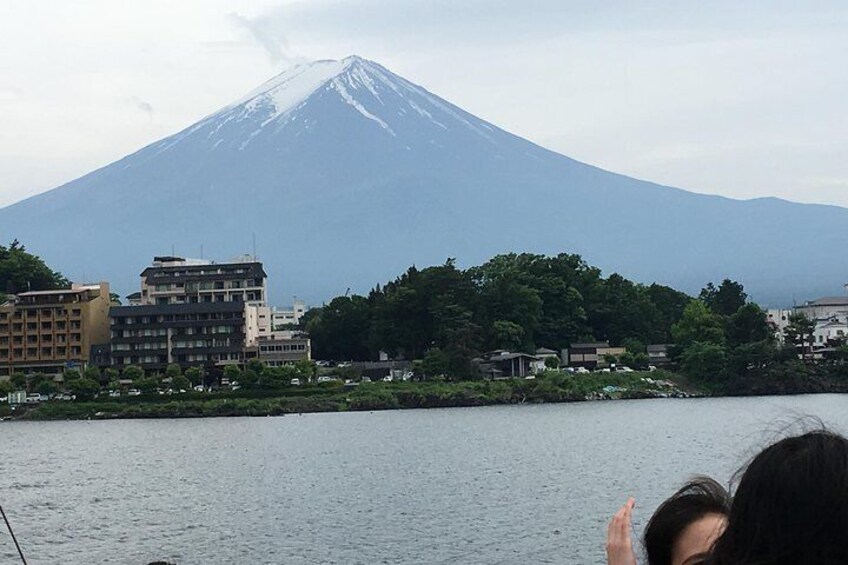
[10,372,26,390]
[0,380,13,395]
[294,360,317,382]
[699,279,747,316]
[679,342,727,382]
[35,380,58,395]
[0,240,69,294]
[726,303,772,347]
[83,366,101,384]
[184,366,203,386]
[671,301,726,350]
[171,375,191,391]
[164,363,182,380]
[122,365,145,382]
[134,377,158,394]
[306,295,373,360]
[62,369,81,384]
[422,348,450,379]
[544,356,560,369]
[70,377,101,400]
[492,320,525,350]
[784,313,816,362]
[103,368,119,386]
[223,364,241,384]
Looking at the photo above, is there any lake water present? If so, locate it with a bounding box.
[2,395,847,565]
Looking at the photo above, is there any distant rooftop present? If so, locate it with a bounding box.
[17,283,105,297]
[803,296,848,307]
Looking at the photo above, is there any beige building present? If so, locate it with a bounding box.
[0,282,111,376]
[566,342,627,369]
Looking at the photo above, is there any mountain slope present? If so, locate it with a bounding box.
[0,55,844,306]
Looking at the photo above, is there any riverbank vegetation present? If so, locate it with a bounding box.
[9,369,687,420]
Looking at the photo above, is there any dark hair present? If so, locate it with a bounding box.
[644,477,730,565]
[709,429,848,565]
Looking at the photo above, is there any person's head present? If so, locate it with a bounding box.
[709,429,848,565]
[644,477,730,565]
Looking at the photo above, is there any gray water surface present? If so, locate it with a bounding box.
[2,395,847,564]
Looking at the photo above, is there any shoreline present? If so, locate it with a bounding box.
[3,373,694,421]
[5,370,848,422]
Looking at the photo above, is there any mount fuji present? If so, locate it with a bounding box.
[1,55,846,305]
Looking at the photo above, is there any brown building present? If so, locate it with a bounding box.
[566,341,627,369]
[0,283,111,377]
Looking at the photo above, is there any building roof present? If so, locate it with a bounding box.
[126,291,142,299]
[535,347,558,355]
[569,342,610,348]
[488,352,536,361]
[803,296,848,307]
[141,259,266,280]
[17,284,102,297]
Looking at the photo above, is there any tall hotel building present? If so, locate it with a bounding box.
[109,256,272,373]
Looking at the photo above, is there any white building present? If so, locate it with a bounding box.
[795,296,848,325]
[766,309,793,342]
[813,318,848,347]
[271,299,307,328]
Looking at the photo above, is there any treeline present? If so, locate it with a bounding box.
[0,240,68,298]
[672,280,848,394]
[304,253,691,376]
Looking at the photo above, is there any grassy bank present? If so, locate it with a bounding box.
[8,370,690,421]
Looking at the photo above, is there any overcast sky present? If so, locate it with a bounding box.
[1,0,847,208]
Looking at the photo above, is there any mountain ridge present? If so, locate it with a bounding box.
[1,55,845,306]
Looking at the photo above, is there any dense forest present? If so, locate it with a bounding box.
[303,253,691,375]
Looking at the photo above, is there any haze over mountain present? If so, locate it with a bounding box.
[1,55,845,306]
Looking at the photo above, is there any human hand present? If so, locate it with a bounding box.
[606,497,637,565]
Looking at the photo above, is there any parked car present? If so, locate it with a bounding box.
[361,376,371,383]
[615,366,634,373]
[290,378,301,386]
[574,367,590,374]
[317,376,339,384]
[127,389,141,396]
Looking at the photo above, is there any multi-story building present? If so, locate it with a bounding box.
[109,256,272,374]
[140,255,267,306]
[109,302,252,371]
[0,282,111,376]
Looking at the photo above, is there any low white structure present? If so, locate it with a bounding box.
[813,318,848,347]
[271,299,307,328]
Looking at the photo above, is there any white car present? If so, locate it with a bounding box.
[290,378,302,386]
